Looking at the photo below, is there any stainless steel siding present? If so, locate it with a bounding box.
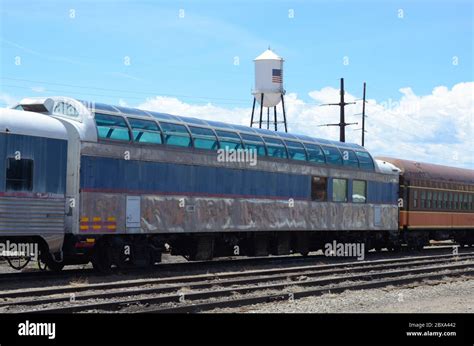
[0,197,65,234]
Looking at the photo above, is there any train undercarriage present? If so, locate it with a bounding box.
[3,229,473,273]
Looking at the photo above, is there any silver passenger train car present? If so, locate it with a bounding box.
[0,96,399,271]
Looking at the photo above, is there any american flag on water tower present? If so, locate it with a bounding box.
[272,69,282,83]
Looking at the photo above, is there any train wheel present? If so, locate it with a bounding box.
[45,259,65,272]
[188,236,214,261]
[92,241,112,273]
[6,256,30,270]
[40,253,64,272]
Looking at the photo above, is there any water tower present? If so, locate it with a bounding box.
[250,48,288,132]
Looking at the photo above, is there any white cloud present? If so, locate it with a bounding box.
[0,93,18,107]
[31,86,46,93]
[139,82,473,169]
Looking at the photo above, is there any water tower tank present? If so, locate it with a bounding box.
[252,49,285,107]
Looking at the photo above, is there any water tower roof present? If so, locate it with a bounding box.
[254,49,283,61]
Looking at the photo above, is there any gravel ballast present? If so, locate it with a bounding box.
[210,277,474,313]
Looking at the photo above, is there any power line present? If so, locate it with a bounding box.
[0,83,250,106]
[0,77,250,104]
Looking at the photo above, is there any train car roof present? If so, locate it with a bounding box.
[14,96,369,153]
[376,157,474,185]
[0,107,68,140]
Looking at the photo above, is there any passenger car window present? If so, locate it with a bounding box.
[304,144,326,163]
[6,158,33,191]
[262,137,288,159]
[341,150,359,168]
[421,191,426,208]
[352,180,367,203]
[311,176,327,201]
[284,140,307,161]
[215,130,243,150]
[240,134,266,156]
[321,146,342,165]
[160,122,191,147]
[189,126,219,150]
[355,151,375,170]
[332,178,348,202]
[128,118,162,144]
[95,113,131,141]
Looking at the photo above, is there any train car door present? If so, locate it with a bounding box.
[126,196,141,231]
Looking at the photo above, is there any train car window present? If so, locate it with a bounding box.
[433,192,438,209]
[413,190,418,208]
[352,180,367,203]
[321,146,342,165]
[469,195,473,210]
[128,118,162,144]
[341,150,359,168]
[160,122,192,147]
[421,191,426,208]
[311,176,327,201]
[448,193,453,209]
[95,113,131,141]
[443,192,448,209]
[284,140,307,161]
[464,194,469,210]
[215,130,243,150]
[332,178,348,202]
[355,151,375,170]
[189,126,219,150]
[262,137,288,159]
[240,134,267,156]
[304,144,326,163]
[6,158,33,191]
[453,193,458,210]
[427,191,432,208]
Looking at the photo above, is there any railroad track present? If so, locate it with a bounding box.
[0,245,467,286]
[1,251,473,313]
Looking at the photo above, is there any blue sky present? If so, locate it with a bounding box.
[0,0,472,106]
[0,0,472,167]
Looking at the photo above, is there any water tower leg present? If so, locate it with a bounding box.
[281,95,288,133]
[250,97,256,127]
[259,93,264,128]
[274,106,277,131]
[267,108,270,129]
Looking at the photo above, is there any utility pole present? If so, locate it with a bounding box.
[320,78,357,142]
[361,82,367,146]
[353,82,368,146]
